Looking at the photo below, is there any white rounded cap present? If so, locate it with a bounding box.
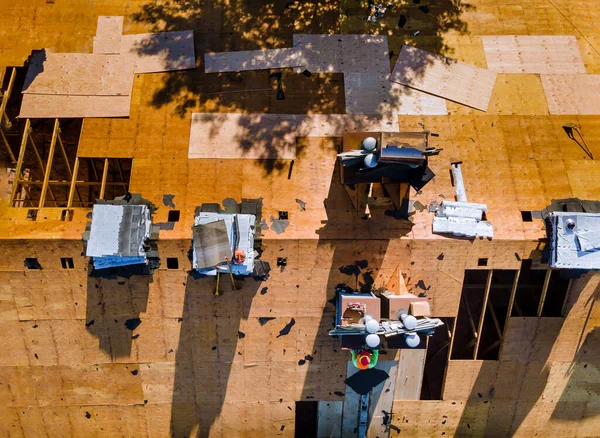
[362,136,377,151]
[405,333,420,348]
[364,153,378,168]
[363,314,374,322]
[401,314,418,330]
[365,319,380,334]
[366,334,381,348]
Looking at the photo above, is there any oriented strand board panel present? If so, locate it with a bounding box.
[390,45,497,111]
[368,361,398,438]
[19,94,131,118]
[540,74,600,114]
[204,47,305,73]
[120,31,196,74]
[293,34,390,74]
[482,36,586,74]
[317,401,342,438]
[344,73,447,115]
[341,362,360,438]
[189,113,299,159]
[188,113,399,159]
[93,16,124,55]
[394,349,426,400]
[22,51,135,96]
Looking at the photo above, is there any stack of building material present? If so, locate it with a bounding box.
[547,212,600,269]
[85,204,152,270]
[432,163,494,238]
[192,211,256,275]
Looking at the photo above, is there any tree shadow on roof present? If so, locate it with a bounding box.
[129,0,473,173]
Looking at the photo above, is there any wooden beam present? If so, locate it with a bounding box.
[537,267,553,317]
[480,339,501,358]
[504,269,521,326]
[38,119,60,208]
[28,135,57,205]
[0,127,15,162]
[461,292,479,341]
[560,279,572,317]
[473,270,493,359]
[66,157,79,209]
[487,299,503,339]
[498,269,521,359]
[18,180,127,186]
[9,119,30,206]
[0,67,16,129]
[99,158,109,199]
[439,317,455,398]
[56,131,72,175]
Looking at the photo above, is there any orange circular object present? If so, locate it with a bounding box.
[357,352,371,370]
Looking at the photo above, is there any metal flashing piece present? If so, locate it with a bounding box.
[548,212,600,269]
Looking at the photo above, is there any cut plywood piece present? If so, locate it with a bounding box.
[189,113,298,159]
[19,94,131,118]
[482,35,586,74]
[293,34,344,72]
[368,361,397,438]
[188,113,399,159]
[394,348,426,400]
[317,401,342,438]
[390,45,497,112]
[120,31,196,74]
[540,74,600,114]
[22,51,135,96]
[344,73,447,115]
[93,16,124,55]
[204,47,305,73]
[292,34,390,74]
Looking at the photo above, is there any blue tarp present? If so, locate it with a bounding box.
[93,256,146,270]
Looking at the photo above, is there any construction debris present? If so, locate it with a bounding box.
[432,163,494,238]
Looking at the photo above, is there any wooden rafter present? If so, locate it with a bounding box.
[537,267,553,316]
[473,270,493,359]
[0,67,16,129]
[66,157,79,210]
[99,158,109,199]
[9,119,30,206]
[38,119,60,208]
